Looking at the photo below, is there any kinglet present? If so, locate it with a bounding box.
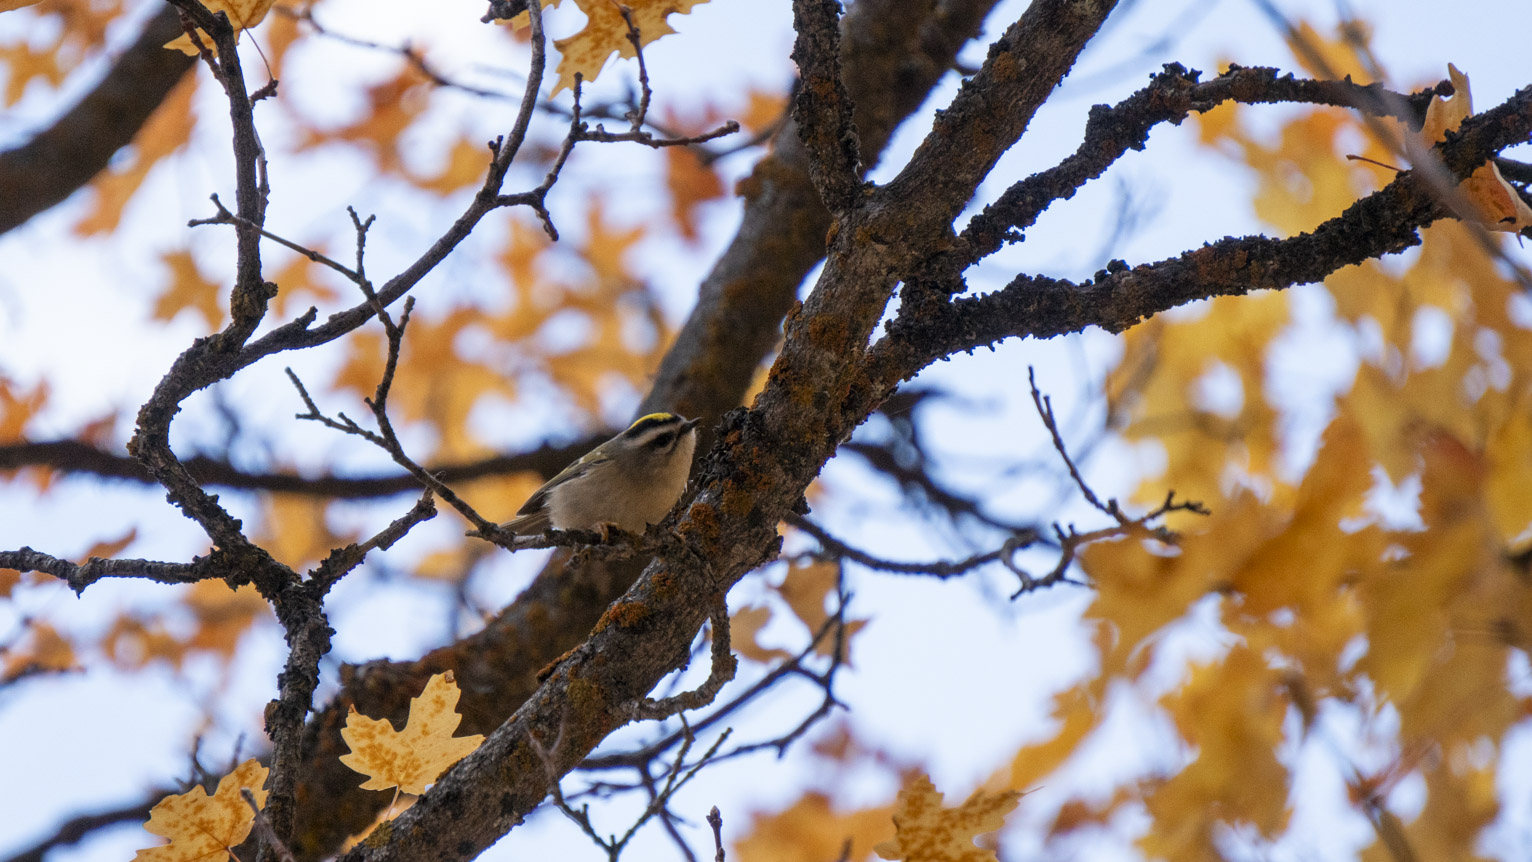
[503,412,701,536]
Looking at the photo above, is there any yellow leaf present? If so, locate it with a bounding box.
[152,249,224,329]
[415,135,491,195]
[1,621,78,682]
[1008,684,1101,790]
[79,528,137,563]
[1486,402,1532,544]
[1413,65,1532,232]
[776,559,867,659]
[183,580,270,659]
[164,0,275,56]
[339,671,485,795]
[0,377,49,443]
[1140,647,1290,860]
[734,792,895,862]
[873,773,1021,862]
[104,616,190,670]
[134,759,268,861]
[666,140,725,241]
[512,0,711,94]
[730,605,793,663]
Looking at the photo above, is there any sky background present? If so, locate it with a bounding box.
[2,0,1531,860]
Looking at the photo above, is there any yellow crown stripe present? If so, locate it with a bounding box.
[625,413,679,434]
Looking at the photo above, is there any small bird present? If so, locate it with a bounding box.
[503,412,701,537]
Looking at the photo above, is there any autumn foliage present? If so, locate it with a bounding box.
[2,2,1531,862]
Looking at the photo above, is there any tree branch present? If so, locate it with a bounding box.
[0,7,196,235]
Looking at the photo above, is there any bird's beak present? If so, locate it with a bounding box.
[682,417,701,432]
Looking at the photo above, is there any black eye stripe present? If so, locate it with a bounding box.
[647,431,677,449]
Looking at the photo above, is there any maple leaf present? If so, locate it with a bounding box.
[339,671,485,795]
[1,621,78,682]
[873,774,1021,862]
[153,249,225,329]
[735,792,896,862]
[508,0,711,94]
[1412,64,1532,232]
[134,759,268,861]
[777,559,868,659]
[164,0,275,56]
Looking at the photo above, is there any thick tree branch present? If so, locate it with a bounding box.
[790,0,863,213]
[335,3,1118,859]
[285,4,1011,856]
[0,7,195,235]
[639,0,1003,422]
[960,63,1454,262]
[869,82,1532,389]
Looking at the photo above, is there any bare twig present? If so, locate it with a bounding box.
[707,807,725,862]
[630,602,738,721]
[0,547,223,594]
[244,789,298,862]
[788,514,1040,580]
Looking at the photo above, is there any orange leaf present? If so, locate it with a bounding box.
[508,0,710,94]
[734,792,895,862]
[730,605,793,664]
[164,0,275,56]
[666,144,725,241]
[776,559,867,659]
[339,671,485,795]
[134,759,268,861]
[152,249,225,329]
[1413,65,1532,232]
[2,621,78,682]
[873,773,1021,862]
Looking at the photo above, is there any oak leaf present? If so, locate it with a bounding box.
[339,671,485,794]
[133,759,268,861]
[164,0,275,56]
[873,774,1021,862]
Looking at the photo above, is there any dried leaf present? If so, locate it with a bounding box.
[1414,65,1532,232]
[734,792,895,862]
[873,774,1021,862]
[339,671,485,794]
[152,249,224,329]
[507,0,710,94]
[164,0,275,56]
[133,759,268,861]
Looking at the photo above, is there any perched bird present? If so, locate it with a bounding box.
[503,412,701,537]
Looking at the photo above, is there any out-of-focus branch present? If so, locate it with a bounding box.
[0,437,598,497]
[0,7,196,235]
